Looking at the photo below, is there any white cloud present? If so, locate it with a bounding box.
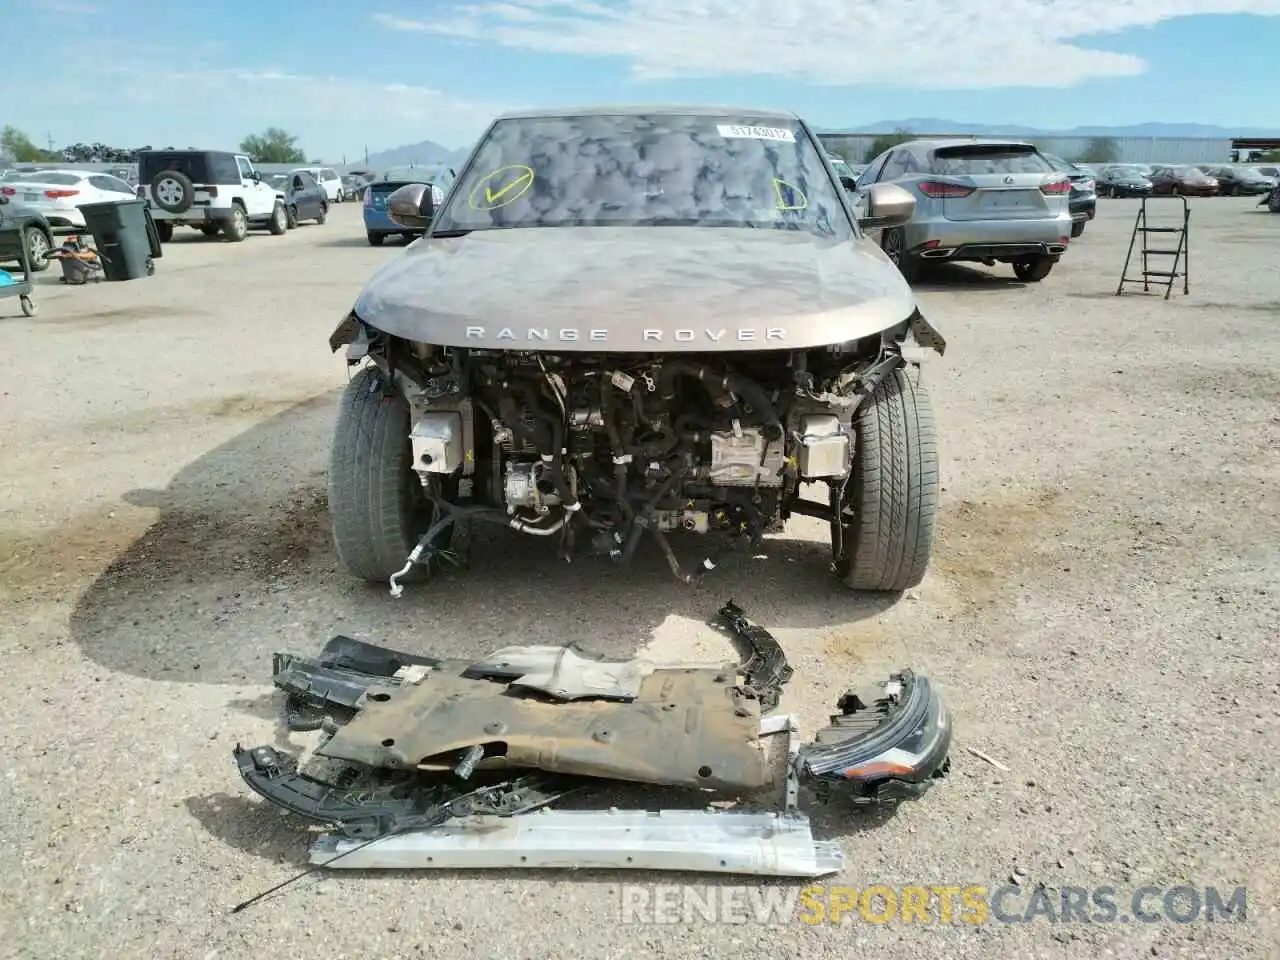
[11,57,509,158]
[373,0,1280,87]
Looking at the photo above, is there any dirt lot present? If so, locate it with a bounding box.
[1,199,1277,959]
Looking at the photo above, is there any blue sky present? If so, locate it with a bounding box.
[3,0,1279,161]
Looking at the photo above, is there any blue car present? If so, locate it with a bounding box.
[363,165,455,246]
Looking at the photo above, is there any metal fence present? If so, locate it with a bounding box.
[818,134,1236,166]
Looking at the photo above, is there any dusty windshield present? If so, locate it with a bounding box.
[430,113,851,238]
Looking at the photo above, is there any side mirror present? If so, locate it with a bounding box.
[839,175,858,193]
[386,183,435,229]
[857,182,915,229]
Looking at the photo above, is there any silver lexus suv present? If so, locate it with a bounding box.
[854,138,1073,282]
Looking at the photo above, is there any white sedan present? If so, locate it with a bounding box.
[0,169,137,231]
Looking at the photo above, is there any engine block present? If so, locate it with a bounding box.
[706,428,786,487]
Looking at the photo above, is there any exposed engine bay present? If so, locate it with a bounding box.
[330,310,944,589]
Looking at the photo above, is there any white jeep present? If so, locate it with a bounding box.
[137,149,288,242]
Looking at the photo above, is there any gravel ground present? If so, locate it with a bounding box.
[1,199,1277,959]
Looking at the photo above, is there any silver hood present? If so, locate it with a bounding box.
[353,226,920,352]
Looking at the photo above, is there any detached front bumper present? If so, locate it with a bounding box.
[231,609,952,878]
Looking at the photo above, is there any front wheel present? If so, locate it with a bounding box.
[24,227,51,272]
[328,366,433,583]
[1070,220,1086,238]
[156,221,174,243]
[316,203,327,225]
[831,366,938,592]
[222,204,248,242]
[267,202,288,235]
[367,231,384,246]
[1012,256,1055,282]
[286,205,298,229]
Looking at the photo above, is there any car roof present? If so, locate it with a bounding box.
[895,137,1037,152]
[10,168,87,178]
[138,148,243,157]
[494,103,800,121]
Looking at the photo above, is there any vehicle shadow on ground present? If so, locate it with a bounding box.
[314,236,384,248]
[70,395,900,687]
[910,263,1027,291]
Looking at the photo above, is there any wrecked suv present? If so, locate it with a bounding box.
[326,105,945,594]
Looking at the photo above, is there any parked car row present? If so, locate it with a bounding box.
[138,149,333,242]
[1086,162,1278,198]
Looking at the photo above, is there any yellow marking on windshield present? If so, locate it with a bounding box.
[772,178,807,210]
[468,165,535,210]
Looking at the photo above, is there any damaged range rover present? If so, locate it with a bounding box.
[327,105,946,593]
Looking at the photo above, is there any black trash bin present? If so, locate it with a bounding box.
[77,200,164,281]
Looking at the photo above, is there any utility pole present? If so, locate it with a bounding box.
[46,131,55,154]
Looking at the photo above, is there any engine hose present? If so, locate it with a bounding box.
[600,378,623,453]
[619,466,687,565]
[658,361,782,439]
[651,527,720,585]
[600,379,636,522]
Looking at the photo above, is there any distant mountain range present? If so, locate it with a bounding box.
[814,118,1280,138]
[356,139,472,170]
[349,120,1279,167]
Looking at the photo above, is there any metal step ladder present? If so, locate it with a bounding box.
[1116,195,1190,299]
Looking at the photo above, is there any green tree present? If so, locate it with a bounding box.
[863,128,916,163]
[1,126,54,162]
[239,127,306,163]
[1074,137,1120,164]
[1256,149,1280,163]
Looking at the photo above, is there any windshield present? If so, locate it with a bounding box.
[430,113,851,238]
[931,145,1053,175]
[1167,166,1204,177]
[13,171,81,185]
[827,156,855,178]
[379,165,453,185]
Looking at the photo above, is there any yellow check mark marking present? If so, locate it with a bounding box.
[485,172,532,205]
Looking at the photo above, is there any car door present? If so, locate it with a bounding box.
[235,155,275,216]
[297,172,322,218]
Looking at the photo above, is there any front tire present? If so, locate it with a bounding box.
[156,221,174,243]
[24,227,51,272]
[1070,220,1085,238]
[222,203,248,242]
[367,231,384,246]
[328,366,431,583]
[831,366,938,592]
[268,202,288,235]
[316,203,327,225]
